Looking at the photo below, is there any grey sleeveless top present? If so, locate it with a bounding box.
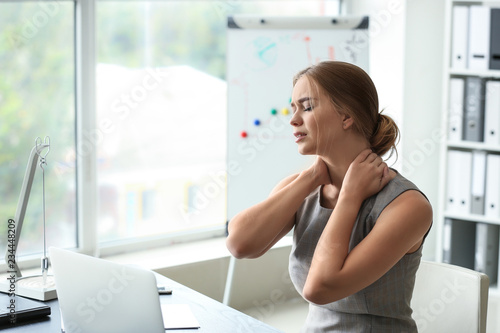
[289,172,429,333]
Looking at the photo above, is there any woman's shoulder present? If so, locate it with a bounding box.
[376,172,433,242]
[386,170,426,199]
[372,169,431,215]
[382,171,433,221]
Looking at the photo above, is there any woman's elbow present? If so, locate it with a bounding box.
[303,283,328,305]
[226,239,246,259]
[226,235,256,259]
[302,279,342,305]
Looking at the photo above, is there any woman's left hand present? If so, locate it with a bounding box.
[340,149,392,202]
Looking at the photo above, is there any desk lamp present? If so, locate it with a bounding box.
[0,137,57,301]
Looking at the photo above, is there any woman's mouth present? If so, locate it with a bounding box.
[294,132,307,143]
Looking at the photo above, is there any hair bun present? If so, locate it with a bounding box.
[370,112,399,159]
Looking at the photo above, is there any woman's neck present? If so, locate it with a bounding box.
[320,137,371,189]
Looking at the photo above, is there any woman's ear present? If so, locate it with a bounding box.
[342,114,354,130]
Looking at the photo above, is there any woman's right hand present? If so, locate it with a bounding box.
[340,149,391,203]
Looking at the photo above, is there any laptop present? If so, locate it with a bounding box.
[0,294,51,324]
[49,247,165,333]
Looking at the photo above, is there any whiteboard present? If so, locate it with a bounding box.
[226,15,370,220]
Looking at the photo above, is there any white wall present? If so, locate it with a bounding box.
[344,0,405,139]
[402,0,445,260]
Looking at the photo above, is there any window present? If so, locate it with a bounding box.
[1,0,340,266]
[0,1,77,258]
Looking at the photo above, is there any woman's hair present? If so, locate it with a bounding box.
[293,61,399,159]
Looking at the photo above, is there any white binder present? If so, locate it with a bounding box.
[448,78,464,142]
[446,150,461,212]
[468,6,491,70]
[459,150,473,214]
[485,154,500,218]
[484,80,500,145]
[446,150,472,214]
[451,6,469,69]
[471,150,486,215]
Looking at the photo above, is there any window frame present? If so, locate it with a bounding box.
[77,0,98,256]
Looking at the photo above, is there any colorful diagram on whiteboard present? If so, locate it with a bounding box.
[239,105,292,139]
[235,32,340,141]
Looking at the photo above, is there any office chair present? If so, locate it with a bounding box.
[411,260,489,333]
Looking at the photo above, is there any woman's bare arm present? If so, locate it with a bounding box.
[226,158,330,259]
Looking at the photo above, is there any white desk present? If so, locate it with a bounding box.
[1,273,283,332]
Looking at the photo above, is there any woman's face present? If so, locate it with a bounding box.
[290,76,345,156]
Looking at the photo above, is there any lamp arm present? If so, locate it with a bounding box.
[4,144,49,277]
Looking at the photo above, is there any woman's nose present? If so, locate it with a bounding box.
[290,113,302,127]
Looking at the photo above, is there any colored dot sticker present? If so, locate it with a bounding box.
[254,119,261,126]
[270,108,277,115]
[281,107,290,115]
[240,131,248,138]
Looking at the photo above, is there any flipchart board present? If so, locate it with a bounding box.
[226,15,370,220]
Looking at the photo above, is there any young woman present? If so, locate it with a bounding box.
[226,61,432,332]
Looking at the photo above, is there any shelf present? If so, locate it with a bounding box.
[452,0,500,4]
[447,141,500,152]
[443,212,500,225]
[449,68,500,78]
[439,0,500,302]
